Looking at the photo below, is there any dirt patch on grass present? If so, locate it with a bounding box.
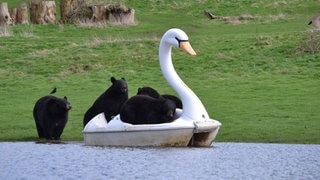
[58,62,105,77]
[204,11,291,25]
[28,49,59,58]
[295,31,320,54]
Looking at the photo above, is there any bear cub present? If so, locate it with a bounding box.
[137,86,182,109]
[120,95,176,124]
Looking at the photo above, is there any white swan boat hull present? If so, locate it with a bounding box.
[83,110,221,147]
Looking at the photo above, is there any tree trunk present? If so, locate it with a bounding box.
[90,5,109,22]
[60,0,85,23]
[0,2,12,26]
[30,0,56,24]
[29,0,37,24]
[16,3,28,24]
[9,8,17,25]
[109,5,135,25]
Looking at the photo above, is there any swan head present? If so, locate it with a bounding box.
[161,28,196,56]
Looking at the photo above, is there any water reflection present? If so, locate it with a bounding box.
[0,142,319,179]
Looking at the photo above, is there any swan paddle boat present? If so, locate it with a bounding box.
[83,28,221,147]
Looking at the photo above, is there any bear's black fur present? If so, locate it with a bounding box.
[83,77,128,127]
[33,95,71,140]
[162,94,182,109]
[137,86,161,98]
[120,95,176,124]
[137,86,183,109]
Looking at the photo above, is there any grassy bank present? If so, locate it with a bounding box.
[0,0,319,143]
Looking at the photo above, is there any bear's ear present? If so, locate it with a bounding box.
[64,96,68,100]
[137,87,141,93]
[121,77,126,81]
[111,77,116,83]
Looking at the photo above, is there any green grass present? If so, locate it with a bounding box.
[0,0,319,143]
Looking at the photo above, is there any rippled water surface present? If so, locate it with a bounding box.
[0,142,319,179]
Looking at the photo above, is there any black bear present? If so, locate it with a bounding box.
[33,94,71,140]
[120,95,176,124]
[137,86,183,109]
[137,86,161,98]
[83,77,128,127]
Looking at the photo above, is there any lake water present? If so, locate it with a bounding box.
[0,142,319,179]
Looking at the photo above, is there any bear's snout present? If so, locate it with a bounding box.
[66,104,72,110]
[166,110,175,118]
[121,87,128,93]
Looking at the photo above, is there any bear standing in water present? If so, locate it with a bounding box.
[120,95,176,124]
[83,77,128,127]
[33,94,71,140]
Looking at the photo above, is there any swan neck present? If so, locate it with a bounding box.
[159,41,209,120]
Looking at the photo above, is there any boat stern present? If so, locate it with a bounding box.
[189,119,221,147]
